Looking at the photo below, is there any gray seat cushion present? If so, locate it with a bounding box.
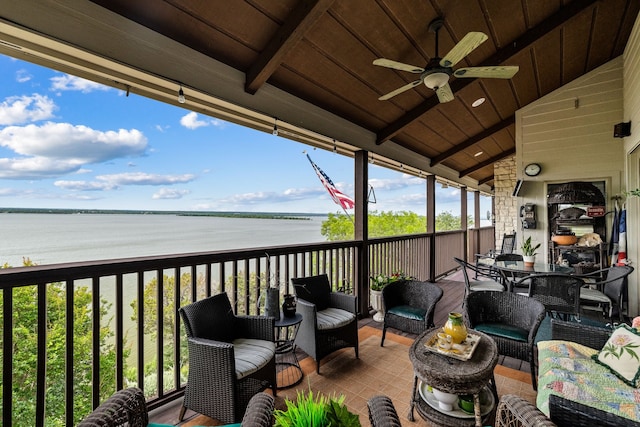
[232,338,276,379]
[470,280,504,291]
[316,307,356,330]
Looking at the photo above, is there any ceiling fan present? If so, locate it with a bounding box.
[373,18,519,103]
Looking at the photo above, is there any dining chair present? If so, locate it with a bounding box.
[475,232,517,278]
[494,253,524,290]
[521,273,584,321]
[578,265,634,321]
[454,257,506,306]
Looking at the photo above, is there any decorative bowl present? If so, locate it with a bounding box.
[551,234,577,245]
[432,388,458,411]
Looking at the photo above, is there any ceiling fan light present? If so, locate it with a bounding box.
[423,72,449,89]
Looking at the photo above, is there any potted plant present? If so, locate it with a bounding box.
[273,389,361,427]
[369,271,412,322]
[521,236,541,266]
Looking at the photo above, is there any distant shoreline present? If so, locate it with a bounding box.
[0,207,327,220]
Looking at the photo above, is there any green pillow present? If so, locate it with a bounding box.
[592,323,640,387]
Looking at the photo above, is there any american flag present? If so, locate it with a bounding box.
[306,154,355,210]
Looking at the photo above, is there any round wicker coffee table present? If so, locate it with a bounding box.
[408,328,498,427]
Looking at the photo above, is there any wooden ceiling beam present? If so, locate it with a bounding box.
[376,0,599,145]
[459,147,515,178]
[430,116,515,167]
[478,175,494,186]
[245,0,335,94]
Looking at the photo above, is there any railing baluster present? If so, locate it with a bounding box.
[91,276,100,407]
[3,287,12,427]
[156,269,163,398]
[36,283,46,427]
[65,280,74,426]
[136,271,145,391]
[116,274,124,390]
[0,229,498,422]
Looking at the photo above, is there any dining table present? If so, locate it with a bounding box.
[492,260,574,292]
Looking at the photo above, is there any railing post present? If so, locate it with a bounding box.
[354,150,369,316]
[427,175,436,282]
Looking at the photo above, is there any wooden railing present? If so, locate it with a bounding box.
[0,228,493,426]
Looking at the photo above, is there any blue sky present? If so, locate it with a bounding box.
[0,54,490,217]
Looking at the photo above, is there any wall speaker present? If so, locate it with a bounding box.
[614,121,631,138]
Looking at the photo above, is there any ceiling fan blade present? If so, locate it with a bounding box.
[439,32,488,68]
[373,58,424,73]
[454,66,519,79]
[378,80,423,101]
[436,83,455,103]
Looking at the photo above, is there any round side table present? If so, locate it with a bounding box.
[274,312,304,389]
[408,328,498,427]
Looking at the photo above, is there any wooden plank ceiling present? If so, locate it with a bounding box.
[84,0,639,187]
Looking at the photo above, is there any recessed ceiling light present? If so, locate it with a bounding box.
[474,151,483,157]
[472,97,485,107]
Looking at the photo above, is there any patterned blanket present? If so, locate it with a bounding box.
[537,340,640,422]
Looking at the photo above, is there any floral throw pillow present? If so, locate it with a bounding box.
[593,324,640,387]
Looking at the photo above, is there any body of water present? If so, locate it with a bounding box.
[0,213,327,267]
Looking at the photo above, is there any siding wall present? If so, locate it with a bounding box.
[515,56,626,306]
[623,13,640,316]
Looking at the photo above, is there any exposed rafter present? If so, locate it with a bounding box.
[375,0,599,145]
[478,175,494,186]
[459,148,516,178]
[245,0,335,94]
[430,116,515,167]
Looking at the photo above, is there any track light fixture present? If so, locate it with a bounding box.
[177,85,185,104]
[272,118,278,136]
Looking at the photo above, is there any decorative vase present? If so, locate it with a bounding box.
[523,255,535,267]
[264,287,280,320]
[443,312,468,344]
[282,294,296,317]
[370,289,385,322]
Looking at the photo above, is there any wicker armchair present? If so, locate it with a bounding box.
[240,392,275,427]
[495,394,556,427]
[178,292,276,424]
[78,388,274,427]
[367,395,402,427]
[380,280,443,346]
[292,274,359,374]
[77,388,148,427]
[464,291,546,389]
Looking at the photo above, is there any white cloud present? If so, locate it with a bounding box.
[152,188,191,199]
[54,180,117,191]
[96,172,195,186]
[368,176,422,191]
[0,94,56,125]
[16,69,32,83]
[0,122,148,179]
[180,112,208,129]
[0,157,82,179]
[50,74,110,93]
[0,122,147,162]
[180,112,227,130]
[54,172,196,192]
